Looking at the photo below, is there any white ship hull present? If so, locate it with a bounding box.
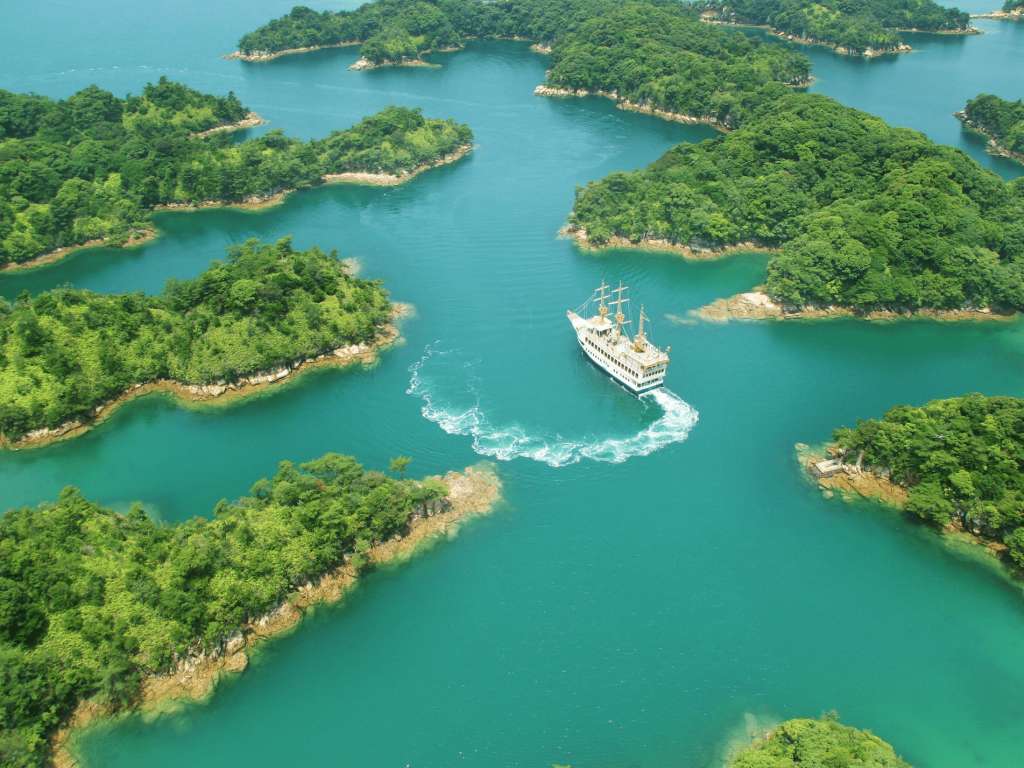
[568,309,669,394]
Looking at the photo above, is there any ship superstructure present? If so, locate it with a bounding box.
[568,280,670,394]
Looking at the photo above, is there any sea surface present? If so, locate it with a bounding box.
[3,2,1024,766]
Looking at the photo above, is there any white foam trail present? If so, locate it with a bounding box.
[407,348,698,467]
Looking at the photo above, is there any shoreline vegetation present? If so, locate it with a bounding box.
[533,86,749,130]
[955,94,1024,166]
[0,79,473,271]
[0,447,499,768]
[972,4,1024,19]
[52,465,501,768]
[800,394,1024,568]
[0,238,399,449]
[0,229,156,273]
[696,0,975,56]
[732,714,913,768]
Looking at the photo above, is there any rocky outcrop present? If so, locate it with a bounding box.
[348,57,432,70]
[223,43,359,62]
[191,112,265,138]
[693,290,1017,322]
[971,7,1024,19]
[562,226,772,258]
[535,85,736,129]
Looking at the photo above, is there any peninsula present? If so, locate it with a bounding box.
[569,90,1024,318]
[805,393,1024,567]
[956,93,1024,165]
[0,237,396,449]
[732,714,912,767]
[0,453,500,768]
[0,80,472,270]
[699,0,975,56]
[972,1,1024,19]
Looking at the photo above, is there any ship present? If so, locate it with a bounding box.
[568,280,670,394]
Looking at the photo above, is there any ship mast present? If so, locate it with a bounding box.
[597,280,610,324]
[613,280,628,338]
[632,304,648,352]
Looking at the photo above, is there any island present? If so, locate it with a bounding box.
[0,237,397,449]
[569,90,1024,319]
[733,714,912,767]
[803,393,1024,568]
[0,453,500,768]
[699,0,975,57]
[956,93,1024,165]
[0,79,473,270]
[232,0,813,119]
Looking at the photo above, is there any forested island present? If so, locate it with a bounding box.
[732,714,912,767]
[957,94,1024,164]
[974,0,1024,17]
[234,0,812,120]
[0,79,472,268]
[700,0,974,56]
[813,394,1024,567]
[569,90,1024,316]
[0,455,500,768]
[0,237,395,447]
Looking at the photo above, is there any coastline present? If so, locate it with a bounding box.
[535,85,734,130]
[798,444,1011,558]
[561,226,773,259]
[153,143,474,212]
[700,18,914,55]
[348,57,437,71]
[191,111,266,138]
[223,42,360,61]
[0,306,407,452]
[693,290,1017,322]
[51,464,503,768]
[971,8,1024,19]
[0,229,155,273]
[954,110,1024,165]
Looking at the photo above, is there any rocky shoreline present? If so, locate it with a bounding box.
[348,56,438,70]
[954,110,1024,165]
[223,42,359,62]
[971,7,1024,19]
[798,444,1010,557]
[51,465,502,768]
[700,18,914,55]
[535,85,735,129]
[152,143,472,213]
[561,226,772,259]
[191,112,265,138]
[693,290,1017,322]
[0,307,406,452]
[0,229,155,273]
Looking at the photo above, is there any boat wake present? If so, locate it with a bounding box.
[407,347,698,466]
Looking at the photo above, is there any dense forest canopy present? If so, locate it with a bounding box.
[0,80,472,267]
[704,0,971,54]
[570,90,1024,311]
[1003,0,1024,11]
[732,715,912,767]
[0,454,449,768]
[0,237,392,441]
[833,394,1024,567]
[963,93,1024,157]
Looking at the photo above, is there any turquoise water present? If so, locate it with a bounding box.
[3,3,1024,766]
